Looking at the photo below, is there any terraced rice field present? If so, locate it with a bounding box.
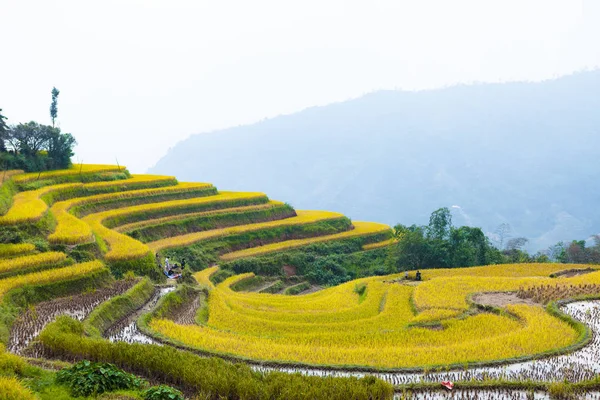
[3,164,600,399]
[143,264,596,370]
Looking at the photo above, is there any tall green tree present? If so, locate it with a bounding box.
[50,87,60,128]
[0,109,7,152]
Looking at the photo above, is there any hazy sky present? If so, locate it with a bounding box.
[1,0,599,173]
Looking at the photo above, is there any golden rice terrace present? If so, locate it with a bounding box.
[1,164,599,399]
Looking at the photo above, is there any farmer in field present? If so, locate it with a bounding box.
[415,271,422,281]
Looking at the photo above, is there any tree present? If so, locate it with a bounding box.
[50,87,60,128]
[7,122,51,155]
[427,207,452,240]
[47,129,76,168]
[494,223,512,249]
[505,237,528,251]
[0,109,7,152]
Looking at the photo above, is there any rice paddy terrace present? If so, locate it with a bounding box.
[1,164,600,399]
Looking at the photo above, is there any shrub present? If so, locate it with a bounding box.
[56,360,146,397]
[143,385,184,400]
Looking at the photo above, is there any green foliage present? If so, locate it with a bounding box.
[0,179,16,215]
[56,360,146,397]
[178,267,196,285]
[109,252,165,283]
[221,235,390,286]
[84,278,154,337]
[1,122,75,171]
[50,87,60,127]
[143,385,183,400]
[284,281,310,295]
[18,171,130,191]
[128,203,295,242]
[209,268,235,285]
[40,316,394,400]
[354,282,367,296]
[260,279,284,293]
[387,207,506,271]
[40,175,172,204]
[72,185,217,217]
[230,275,265,291]
[162,245,218,272]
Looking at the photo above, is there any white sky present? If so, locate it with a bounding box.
[1,0,599,173]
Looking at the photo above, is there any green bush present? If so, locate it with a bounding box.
[284,281,310,295]
[56,360,146,397]
[143,385,184,400]
[109,252,165,283]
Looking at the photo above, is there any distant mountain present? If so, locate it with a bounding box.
[149,71,600,251]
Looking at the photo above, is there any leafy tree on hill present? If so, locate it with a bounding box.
[1,89,76,172]
[0,122,76,171]
[50,87,59,127]
[388,207,506,271]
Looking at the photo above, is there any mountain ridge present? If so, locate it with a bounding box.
[149,70,600,251]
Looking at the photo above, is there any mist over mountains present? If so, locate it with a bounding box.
[149,71,600,251]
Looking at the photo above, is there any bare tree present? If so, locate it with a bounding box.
[506,237,528,251]
[494,223,512,249]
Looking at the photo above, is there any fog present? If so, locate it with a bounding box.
[1,0,599,172]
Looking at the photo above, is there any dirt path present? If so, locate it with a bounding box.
[472,292,539,308]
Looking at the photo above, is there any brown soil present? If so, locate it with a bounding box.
[282,265,297,277]
[552,268,595,278]
[12,279,136,356]
[170,294,201,325]
[472,292,539,308]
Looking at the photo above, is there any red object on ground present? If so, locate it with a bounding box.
[441,381,454,390]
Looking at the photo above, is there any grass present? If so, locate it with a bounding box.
[220,221,392,260]
[148,210,348,252]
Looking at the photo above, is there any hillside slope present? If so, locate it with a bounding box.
[149,71,600,250]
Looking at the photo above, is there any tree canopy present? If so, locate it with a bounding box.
[1,120,76,171]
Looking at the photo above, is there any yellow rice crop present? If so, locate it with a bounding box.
[148,210,345,253]
[1,174,178,227]
[150,299,576,368]
[362,238,397,251]
[0,252,67,275]
[83,213,151,262]
[11,164,125,183]
[0,261,105,299]
[49,181,211,245]
[0,377,36,400]
[420,263,591,279]
[193,266,219,288]
[0,243,36,259]
[149,263,600,369]
[219,221,391,261]
[0,170,23,184]
[116,201,285,233]
[0,183,78,225]
[73,191,266,261]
